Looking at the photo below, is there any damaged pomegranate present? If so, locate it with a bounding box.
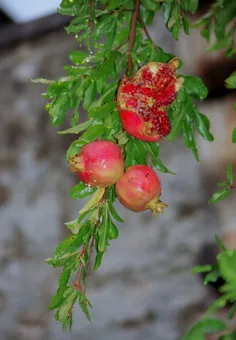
[115,164,167,214]
[69,140,124,187]
[117,58,184,142]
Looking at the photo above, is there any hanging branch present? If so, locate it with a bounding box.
[127,0,141,72]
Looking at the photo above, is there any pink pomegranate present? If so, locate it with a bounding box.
[69,140,124,187]
[115,165,167,214]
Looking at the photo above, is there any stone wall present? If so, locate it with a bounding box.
[0,16,235,340]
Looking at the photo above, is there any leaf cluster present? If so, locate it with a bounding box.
[193,0,236,57]
[183,236,236,340]
[208,164,235,203]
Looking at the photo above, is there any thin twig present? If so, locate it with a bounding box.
[138,14,152,41]
[114,37,129,50]
[230,185,236,189]
[89,1,93,48]
[74,245,86,291]
[127,0,141,73]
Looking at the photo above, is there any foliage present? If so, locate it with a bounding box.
[208,164,235,203]
[34,0,236,335]
[193,0,236,57]
[184,235,236,339]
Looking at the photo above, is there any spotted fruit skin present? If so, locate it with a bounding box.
[115,165,167,214]
[117,58,184,142]
[69,141,124,188]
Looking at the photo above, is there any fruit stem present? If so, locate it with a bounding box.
[127,0,141,73]
[146,197,168,216]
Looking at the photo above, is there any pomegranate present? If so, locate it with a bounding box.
[115,165,167,214]
[69,140,124,187]
[117,58,184,142]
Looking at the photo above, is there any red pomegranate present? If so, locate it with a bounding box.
[115,165,167,214]
[69,140,124,187]
[117,58,184,142]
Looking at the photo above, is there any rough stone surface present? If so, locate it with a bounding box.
[0,17,234,340]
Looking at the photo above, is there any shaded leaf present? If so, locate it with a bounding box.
[225,71,236,89]
[70,183,96,199]
[58,120,92,135]
[226,163,234,184]
[232,127,236,143]
[192,265,212,275]
[108,201,124,222]
[208,189,230,203]
[184,76,208,100]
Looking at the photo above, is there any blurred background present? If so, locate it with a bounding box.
[0,1,235,339]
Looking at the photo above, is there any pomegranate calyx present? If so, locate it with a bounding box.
[145,197,168,215]
[68,155,84,173]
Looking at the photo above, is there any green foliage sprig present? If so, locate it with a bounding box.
[34,0,236,335]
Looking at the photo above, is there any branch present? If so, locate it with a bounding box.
[89,1,93,47]
[138,14,152,41]
[114,37,129,50]
[127,0,141,73]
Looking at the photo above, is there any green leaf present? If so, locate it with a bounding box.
[80,124,104,143]
[66,140,86,160]
[108,201,124,222]
[131,138,147,164]
[225,71,236,89]
[182,114,199,161]
[145,142,175,174]
[49,286,70,310]
[207,37,232,52]
[92,60,115,81]
[208,189,230,203]
[69,51,88,65]
[226,163,234,184]
[228,302,236,319]
[183,76,208,100]
[98,202,109,252]
[182,319,226,340]
[141,0,158,11]
[47,223,90,267]
[167,96,187,140]
[48,95,71,127]
[181,0,199,13]
[89,102,116,118]
[79,188,105,215]
[215,234,227,252]
[182,15,190,35]
[192,265,212,275]
[64,219,80,234]
[105,16,118,50]
[218,250,236,283]
[152,156,175,174]
[79,292,92,323]
[204,270,221,285]
[107,219,119,240]
[70,183,96,200]
[205,297,227,316]
[58,120,92,135]
[89,83,118,110]
[83,81,97,111]
[94,235,104,271]
[232,127,236,143]
[194,111,214,142]
[217,181,230,187]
